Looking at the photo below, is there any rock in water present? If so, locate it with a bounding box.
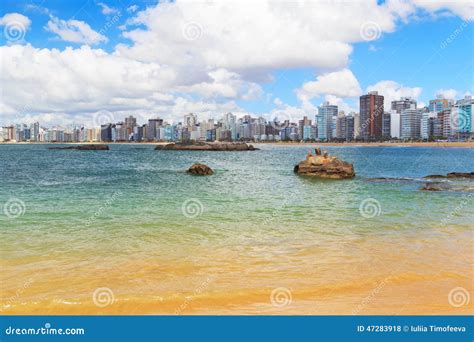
[294,148,355,179]
[187,163,214,175]
[420,182,447,191]
[49,144,109,150]
[156,142,258,151]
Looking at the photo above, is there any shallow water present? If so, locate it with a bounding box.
[1,144,473,314]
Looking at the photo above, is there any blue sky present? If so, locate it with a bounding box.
[0,0,473,126]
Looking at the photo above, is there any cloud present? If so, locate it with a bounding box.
[1,1,472,126]
[116,0,407,75]
[45,16,108,45]
[297,69,362,101]
[367,80,423,109]
[127,5,139,13]
[324,95,356,114]
[97,2,119,15]
[436,88,458,100]
[0,44,257,126]
[177,68,262,100]
[410,0,474,21]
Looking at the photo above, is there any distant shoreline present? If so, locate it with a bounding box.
[0,141,473,148]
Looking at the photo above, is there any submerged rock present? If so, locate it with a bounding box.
[187,163,214,175]
[294,148,355,179]
[420,182,446,191]
[447,172,474,179]
[424,172,474,179]
[49,144,109,150]
[156,142,258,151]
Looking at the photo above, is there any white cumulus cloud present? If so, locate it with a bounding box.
[367,80,423,109]
[297,69,362,101]
[45,16,108,45]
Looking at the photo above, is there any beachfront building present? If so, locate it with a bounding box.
[429,95,453,113]
[390,97,416,139]
[382,112,391,139]
[401,109,423,140]
[316,102,338,141]
[391,97,417,114]
[359,91,384,140]
[336,115,355,141]
[390,111,401,139]
[421,112,438,140]
[298,116,312,140]
[451,95,473,139]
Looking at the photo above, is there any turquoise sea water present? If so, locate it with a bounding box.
[1,144,473,314]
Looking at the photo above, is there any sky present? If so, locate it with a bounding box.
[0,0,473,127]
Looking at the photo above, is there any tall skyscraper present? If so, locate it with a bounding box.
[184,113,197,128]
[298,116,312,140]
[359,91,384,140]
[451,95,473,138]
[147,118,163,141]
[316,102,338,141]
[429,95,453,113]
[391,97,417,114]
[401,109,423,140]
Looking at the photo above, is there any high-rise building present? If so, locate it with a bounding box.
[298,116,312,140]
[184,113,197,128]
[336,114,355,141]
[316,102,338,141]
[359,91,384,140]
[391,97,417,114]
[353,113,360,139]
[401,109,423,140]
[429,95,453,113]
[100,124,112,142]
[382,112,391,138]
[147,118,163,141]
[30,122,39,142]
[437,109,451,138]
[421,112,438,140]
[451,95,473,138]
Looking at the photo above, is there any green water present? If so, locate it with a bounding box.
[1,144,473,314]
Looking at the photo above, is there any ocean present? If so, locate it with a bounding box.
[1,144,473,314]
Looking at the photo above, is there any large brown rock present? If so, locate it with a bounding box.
[187,163,214,175]
[294,149,355,179]
[156,142,258,151]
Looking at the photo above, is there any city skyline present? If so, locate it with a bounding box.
[1,1,473,127]
[2,90,472,143]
